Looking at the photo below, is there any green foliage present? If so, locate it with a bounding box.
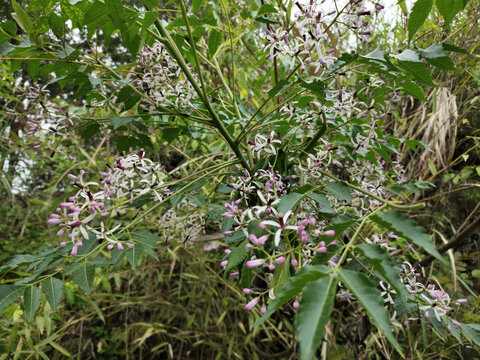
[338,270,403,356]
[408,0,433,42]
[356,244,407,302]
[370,211,446,263]
[437,0,469,25]
[23,285,41,321]
[42,277,63,312]
[296,276,337,360]
[255,265,329,326]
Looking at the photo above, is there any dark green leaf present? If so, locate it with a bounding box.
[192,0,203,13]
[307,193,335,214]
[254,265,329,326]
[110,248,125,265]
[1,20,17,37]
[116,135,136,153]
[442,43,469,54]
[131,230,162,249]
[0,285,24,314]
[162,127,181,142]
[339,270,403,355]
[325,182,352,204]
[225,240,248,274]
[407,0,433,42]
[394,50,435,86]
[356,244,407,301]
[296,276,337,360]
[436,0,468,25]
[76,232,97,257]
[110,116,134,130]
[326,53,358,76]
[11,0,33,34]
[208,29,222,57]
[224,230,246,244]
[370,210,446,264]
[84,2,109,28]
[277,192,303,214]
[125,243,145,270]
[72,263,95,294]
[299,78,326,98]
[268,79,293,98]
[42,277,63,311]
[254,16,280,24]
[105,0,125,28]
[419,44,455,70]
[257,4,277,16]
[400,80,426,100]
[49,13,64,39]
[23,286,41,321]
[461,324,480,347]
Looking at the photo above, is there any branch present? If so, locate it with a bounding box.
[416,214,480,269]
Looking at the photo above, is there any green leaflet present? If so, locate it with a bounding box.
[208,29,222,57]
[325,181,352,204]
[0,285,24,314]
[407,0,433,42]
[131,230,162,249]
[277,192,303,214]
[393,50,435,86]
[436,0,469,26]
[419,43,455,71]
[125,243,145,270]
[23,285,42,321]
[254,265,329,326]
[370,210,446,264]
[225,240,248,274]
[296,276,337,360]
[72,263,95,294]
[42,277,63,311]
[356,244,407,302]
[11,0,33,35]
[339,270,403,356]
[461,324,480,347]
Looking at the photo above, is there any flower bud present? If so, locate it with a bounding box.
[245,297,259,311]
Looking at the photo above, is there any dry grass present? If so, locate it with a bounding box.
[402,87,459,180]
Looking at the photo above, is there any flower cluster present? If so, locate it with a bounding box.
[47,151,168,255]
[136,41,198,111]
[156,198,206,243]
[7,82,77,159]
[263,0,384,74]
[380,262,468,328]
[220,167,339,311]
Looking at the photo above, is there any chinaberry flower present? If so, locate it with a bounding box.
[248,131,281,159]
[261,211,299,246]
